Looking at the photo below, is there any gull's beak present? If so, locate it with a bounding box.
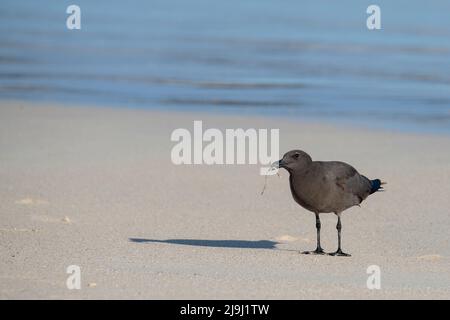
[272,159,282,169]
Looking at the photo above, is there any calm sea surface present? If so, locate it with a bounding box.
[1,0,450,133]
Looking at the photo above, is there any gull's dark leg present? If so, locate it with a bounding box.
[302,213,325,255]
[329,214,351,257]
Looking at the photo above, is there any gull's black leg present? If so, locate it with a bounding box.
[302,213,325,255]
[329,214,351,257]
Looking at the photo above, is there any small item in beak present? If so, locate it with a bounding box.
[260,162,281,195]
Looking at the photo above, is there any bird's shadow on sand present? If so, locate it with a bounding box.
[129,238,279,249]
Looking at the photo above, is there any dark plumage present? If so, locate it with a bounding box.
[274,150,384,256]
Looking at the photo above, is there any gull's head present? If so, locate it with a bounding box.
[272,150,312,173]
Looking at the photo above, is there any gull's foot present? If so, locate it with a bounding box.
[328,249,351,257]
[301,248,326,255]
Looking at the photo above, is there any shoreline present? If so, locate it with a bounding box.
[4,98,450,137]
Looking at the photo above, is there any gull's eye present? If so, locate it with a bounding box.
[293,153,300,159]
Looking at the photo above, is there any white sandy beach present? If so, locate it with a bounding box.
[1,101,449,299]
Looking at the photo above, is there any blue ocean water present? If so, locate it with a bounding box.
[1,0,449,133]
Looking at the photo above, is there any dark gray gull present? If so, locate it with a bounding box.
[273,150,385,257]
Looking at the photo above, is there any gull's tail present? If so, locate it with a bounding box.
[370,179,386,194]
